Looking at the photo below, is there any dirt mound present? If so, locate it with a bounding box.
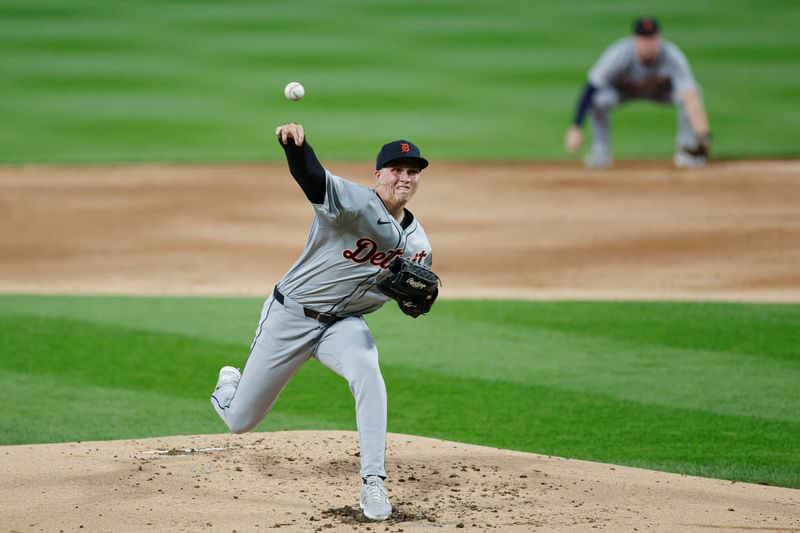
[2,431,798,532]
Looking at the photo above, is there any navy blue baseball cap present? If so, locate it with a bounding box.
[375,140,429,170]
[633,17,660,36]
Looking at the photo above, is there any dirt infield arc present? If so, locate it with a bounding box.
[1,160,799,300]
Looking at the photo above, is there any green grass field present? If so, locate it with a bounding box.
[1,294,798,488]
[1,0,799,163]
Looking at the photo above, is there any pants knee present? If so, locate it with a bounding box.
[227,420,258,435]
[223,410,263,434]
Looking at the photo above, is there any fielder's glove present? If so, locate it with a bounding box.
[681,132,712,158]
[376,258,441,318]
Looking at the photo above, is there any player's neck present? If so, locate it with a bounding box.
[376,189,407,223]
[385,202,407,224]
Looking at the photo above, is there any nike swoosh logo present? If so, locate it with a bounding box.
[377,219,392,225]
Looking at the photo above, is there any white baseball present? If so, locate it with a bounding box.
[284,82,305,101]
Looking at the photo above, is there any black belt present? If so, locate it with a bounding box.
[273,287,342,326]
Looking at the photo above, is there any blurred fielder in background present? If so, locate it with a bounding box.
[565,17,711,168]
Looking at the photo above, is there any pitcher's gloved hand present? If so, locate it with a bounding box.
[376,258,440,318]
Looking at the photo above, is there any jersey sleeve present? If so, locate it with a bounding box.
[281,138,326,204]
[588,39,630,87]
[663,41,697,97]
[313,172,367,223]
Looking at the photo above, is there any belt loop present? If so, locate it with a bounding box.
[273,286,284,305]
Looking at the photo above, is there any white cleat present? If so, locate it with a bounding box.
[211,366,241,409]
[673,151,706,168]
[583,152,613,168]
[217,366,241,388]
[360,475,392,521]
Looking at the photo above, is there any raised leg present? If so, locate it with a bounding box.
[211,297,321,434]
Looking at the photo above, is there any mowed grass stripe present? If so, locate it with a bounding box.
[1,371,346,446]
[0,294,262,346]
[0,314,236,394]
[2,297,798,423]
[0,294,798,487]
[5,296,797,362]
[1,0,799,162]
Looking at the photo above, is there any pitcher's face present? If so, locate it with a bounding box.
[375,162,421,205]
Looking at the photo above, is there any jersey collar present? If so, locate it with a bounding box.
[372,189,415,230]
[399,208,415,230]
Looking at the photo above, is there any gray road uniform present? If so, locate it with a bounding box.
[577,37,702,158]
[211,140,432,479]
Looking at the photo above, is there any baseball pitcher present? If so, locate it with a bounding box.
[565,17,712,168]
[210,123,439,521]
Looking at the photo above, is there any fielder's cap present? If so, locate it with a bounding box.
[376,140,429,170]
[633,17,660,36]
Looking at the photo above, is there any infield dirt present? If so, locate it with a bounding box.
[1,160,799,531]
[1,160,799,300]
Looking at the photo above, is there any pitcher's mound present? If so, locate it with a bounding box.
[2,430,798,532]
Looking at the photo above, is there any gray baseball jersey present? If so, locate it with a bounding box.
[588,37,697,97]
[278,170,433,317]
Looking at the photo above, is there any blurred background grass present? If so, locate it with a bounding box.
[1,0,798,164]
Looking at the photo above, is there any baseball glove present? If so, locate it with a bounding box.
[681,132,712,158]
[377,257,440,318]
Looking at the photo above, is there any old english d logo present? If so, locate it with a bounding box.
[400,143,410,153]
